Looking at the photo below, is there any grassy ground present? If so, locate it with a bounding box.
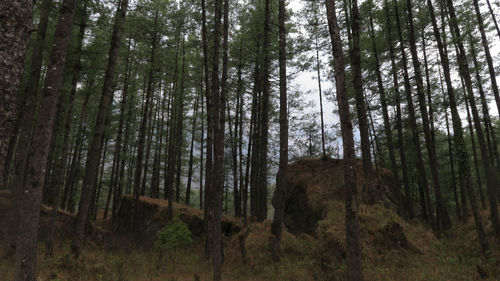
[2,205,499,281]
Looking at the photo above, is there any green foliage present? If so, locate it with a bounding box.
[154,215,192,253]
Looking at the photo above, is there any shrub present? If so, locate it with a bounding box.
[154,215,192,266]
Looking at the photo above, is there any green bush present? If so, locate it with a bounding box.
[154,215,192,254]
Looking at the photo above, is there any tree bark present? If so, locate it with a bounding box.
[472,0,500,120]
[0,0,33,189]
[446,0,500,236]
[351,0,373,200]
[394,0,433,222]
[326,0,363,279]
[46,0,88,256]
[12,0,77,278]
[71,0,129,256]
[270,0,288,262]
[406,0,451,232]
[383,0,413,218]
[369,6,401,212]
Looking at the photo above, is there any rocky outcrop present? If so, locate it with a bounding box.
[113,195,242,249]
[283,157,397,235]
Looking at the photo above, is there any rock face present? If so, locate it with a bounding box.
[283,157,397,235]
[0,190,106,242]
[113,195,241,249]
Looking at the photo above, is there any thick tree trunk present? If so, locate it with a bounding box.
[326,0,363,280]
[0,1,33,189]
[71,0,129,256]
[12,0,77,278]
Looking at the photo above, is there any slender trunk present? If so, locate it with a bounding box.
[447,0,500,236]
[174,35,187,203]
[135,11,159,210]
[444,108,461,220]
[369,6,401,211]
[46,1,88,255]
[326,0,363,279]
[186,86,201,206]
[485,0,500,40]
[315,33,326,156]
[473,0,500,120]
[468,33,500,168]
[394,0,432,222]
[71,0,129,256]
[257,0,271,222]
[406,0,451,232]
[351,0,372,198]
[384,0,413,218]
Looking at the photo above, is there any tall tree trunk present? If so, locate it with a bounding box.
[0,0,33,189]
[468,33,500,168]
[12,0,77,278]
[105,38,134,215]
[46,0,88,256]
[3,0,51,191]
[351,0,373,201]
[249,49,261,220]
[447,0,500,236]
[444,107,461,220]
[314,31,326,156]
[384,0,413,218]
[135,10,159,208]
[200,88,205,210]
[394,0,432,222]
[270,0,287,262]
[369,6,401,212]
[174,35,186,203]
[228,101,241,216]
[185,85,201,206]
[485,0,500,40]
[406,0,451,232]
[472,0,500,120]
[205,0,224,277]
[71,0,129,256]
[257,0,271,222]
[326,0,363,280]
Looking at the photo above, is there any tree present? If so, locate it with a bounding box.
[71,0,129,257]
[12,0,79,278]
[0,1,33,188]
[325,0,364,279]
[446,0,500,236]
[270,0,288,262]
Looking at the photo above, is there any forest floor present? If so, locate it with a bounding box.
[1,204,500,281]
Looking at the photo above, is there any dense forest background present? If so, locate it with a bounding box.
[1,0,500,279]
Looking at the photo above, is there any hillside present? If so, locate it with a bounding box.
[1,159,499,280]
